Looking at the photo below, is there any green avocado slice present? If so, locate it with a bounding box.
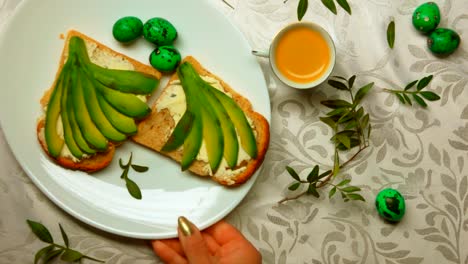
[71,67,108,151]
[80,68,127,142]
[95,81,151,119]
[178,62,224,172]
[88,63,159,95]
[96,91,138,135]
[60,65,84,159]
[205,77,257,159]
[201,83,239,169]
[44,66,66,158]
[161,110,194,152]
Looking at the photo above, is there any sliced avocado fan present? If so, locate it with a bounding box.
[162,62,257,173]
[44,36,159,159]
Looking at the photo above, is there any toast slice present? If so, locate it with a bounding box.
[132,56,270,186]
[37,30,162,172]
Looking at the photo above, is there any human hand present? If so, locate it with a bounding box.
[152,217,261,264]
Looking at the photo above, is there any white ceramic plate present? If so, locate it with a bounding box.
[0,0,270,239]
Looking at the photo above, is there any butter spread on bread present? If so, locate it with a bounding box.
[133,56,270,186]
[37,30,161,172]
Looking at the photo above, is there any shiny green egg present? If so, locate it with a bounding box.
[143,18,178,45]
[112,16,143,43]
[375,188,406,222]
[428,28,461,55]
[149,46,181,72]
[412,2,440,34]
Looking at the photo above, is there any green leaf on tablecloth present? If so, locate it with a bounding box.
[354,82,374,104]
[413,94,427,107]
[286,166,301,181]
[342,186,361,193]
[336,0,351,14]
[320,116,337,129]
[321,99,353,109]
[402,94,412,105]
[27,220,54,244]
[61,249,83,262]
[420,91,440,101]
[396,93,406,104]
[348,75,356,89]
[337,179,351,186]
[328,79,348,90]
[34,245,54,264]
[289,182,301,191]
[336,134,351,149]
[43,249,64,263]
[327,108,348,117]
[297,0,308,21]
[59,224,69,248]
[404,80,418,91]
[307,184,320,197]
[307,165,319,182]
[417,75,433,90]
[387,20,395,49]
[347,193,365,201]
[329,186,337,198]
[321,0,337,14]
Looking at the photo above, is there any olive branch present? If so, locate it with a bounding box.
[279,75,371,204]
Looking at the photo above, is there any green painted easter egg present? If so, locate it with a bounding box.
[428,28,461,55]
[143,18,178,45]
[112,16,143,43]
[375,188,406,222]
[149,45,181,72]
[412,2,441,34]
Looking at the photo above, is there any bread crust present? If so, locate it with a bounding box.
[37,30,161,172]
[132,56,270,186]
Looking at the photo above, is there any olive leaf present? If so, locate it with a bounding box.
[131,164,149,172]
[336,0,351,14]
[286,166,301,181]
[387,20,395,49]
[61,249,83,262]
[34,245,54,264]
[126,178,142,200]
[321,0,337,14]
[297,0,308,21]
[59,224,69,248]
[289,182,301,191]
[27,220,54,244]
[328,79,348,91]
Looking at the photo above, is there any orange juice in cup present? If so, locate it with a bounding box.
[253,22,336,89]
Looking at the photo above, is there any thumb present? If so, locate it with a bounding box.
[177,216,213,264]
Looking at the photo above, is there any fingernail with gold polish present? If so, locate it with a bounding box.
[178,216,193,236]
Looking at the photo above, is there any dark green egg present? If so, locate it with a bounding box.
[143,18,178,45]
[375,188,406,222]
[112,16,143,43]
[428,28,461,55]
[412,2,440,34]
[149,46,181,72]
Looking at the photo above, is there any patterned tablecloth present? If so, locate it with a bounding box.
[1,0,467,263]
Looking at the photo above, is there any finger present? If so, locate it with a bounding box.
[205,220,247,245]
[151,240,188,264]
[158,239,185,257]
[178,216,213,264]
[201,233,220,254]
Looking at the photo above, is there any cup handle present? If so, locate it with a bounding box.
[251,50,269,58]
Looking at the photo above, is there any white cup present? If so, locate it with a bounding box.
[252,22,336,89]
